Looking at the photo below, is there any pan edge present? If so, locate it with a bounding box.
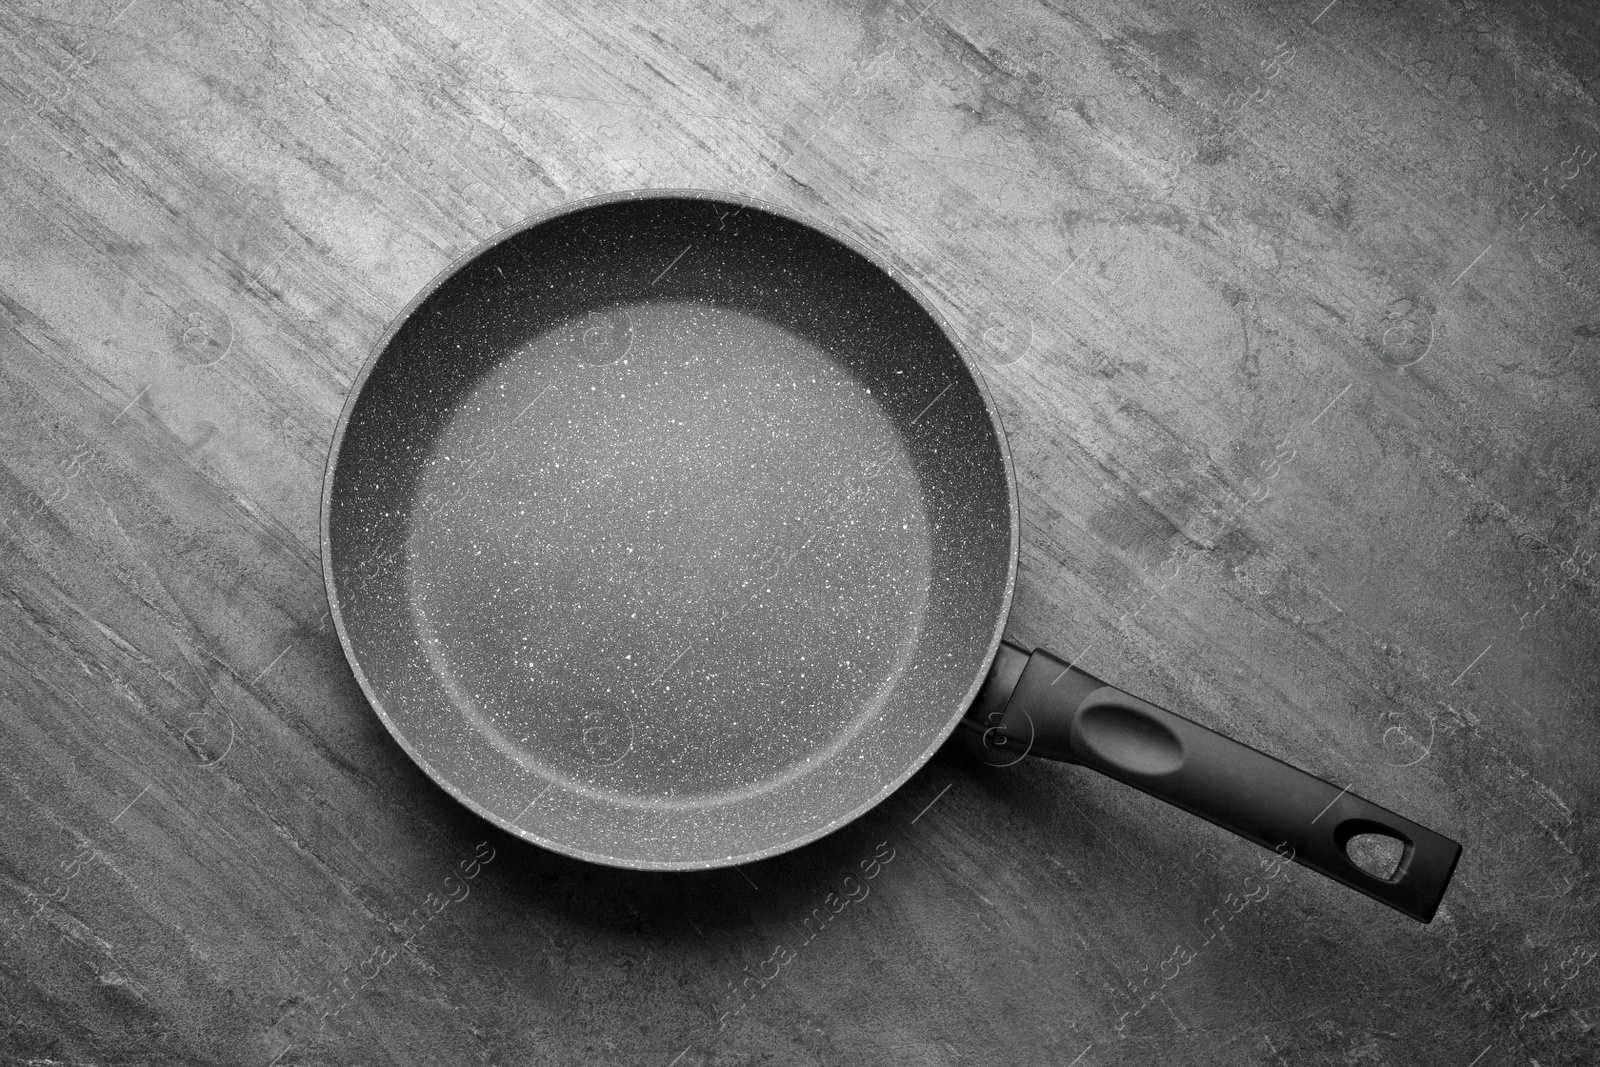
[319,187,1021,869]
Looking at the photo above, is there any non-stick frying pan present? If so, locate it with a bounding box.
[322,190,1460,922]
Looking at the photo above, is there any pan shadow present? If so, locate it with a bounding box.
[347,692,1424,1060]
[379,723,992,947]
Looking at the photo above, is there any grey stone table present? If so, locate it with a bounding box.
[2,1,1596,1064]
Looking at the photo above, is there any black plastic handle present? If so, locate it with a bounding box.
[962,642,1461,923]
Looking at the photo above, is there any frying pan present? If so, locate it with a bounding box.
[322,190,1461,922]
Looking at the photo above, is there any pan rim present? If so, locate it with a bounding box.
[319,187,1021,870]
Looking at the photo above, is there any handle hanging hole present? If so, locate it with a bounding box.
[1344,831,1406,881]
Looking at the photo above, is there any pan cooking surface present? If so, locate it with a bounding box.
[324,192,1018,867]
[409,302,934,802]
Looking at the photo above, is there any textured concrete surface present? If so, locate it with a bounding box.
[1,1,1597,1065]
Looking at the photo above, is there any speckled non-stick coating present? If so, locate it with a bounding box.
[321,190,1019,869]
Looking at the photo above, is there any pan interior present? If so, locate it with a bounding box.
[411,301,932,804]
[327,195,1014,865]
